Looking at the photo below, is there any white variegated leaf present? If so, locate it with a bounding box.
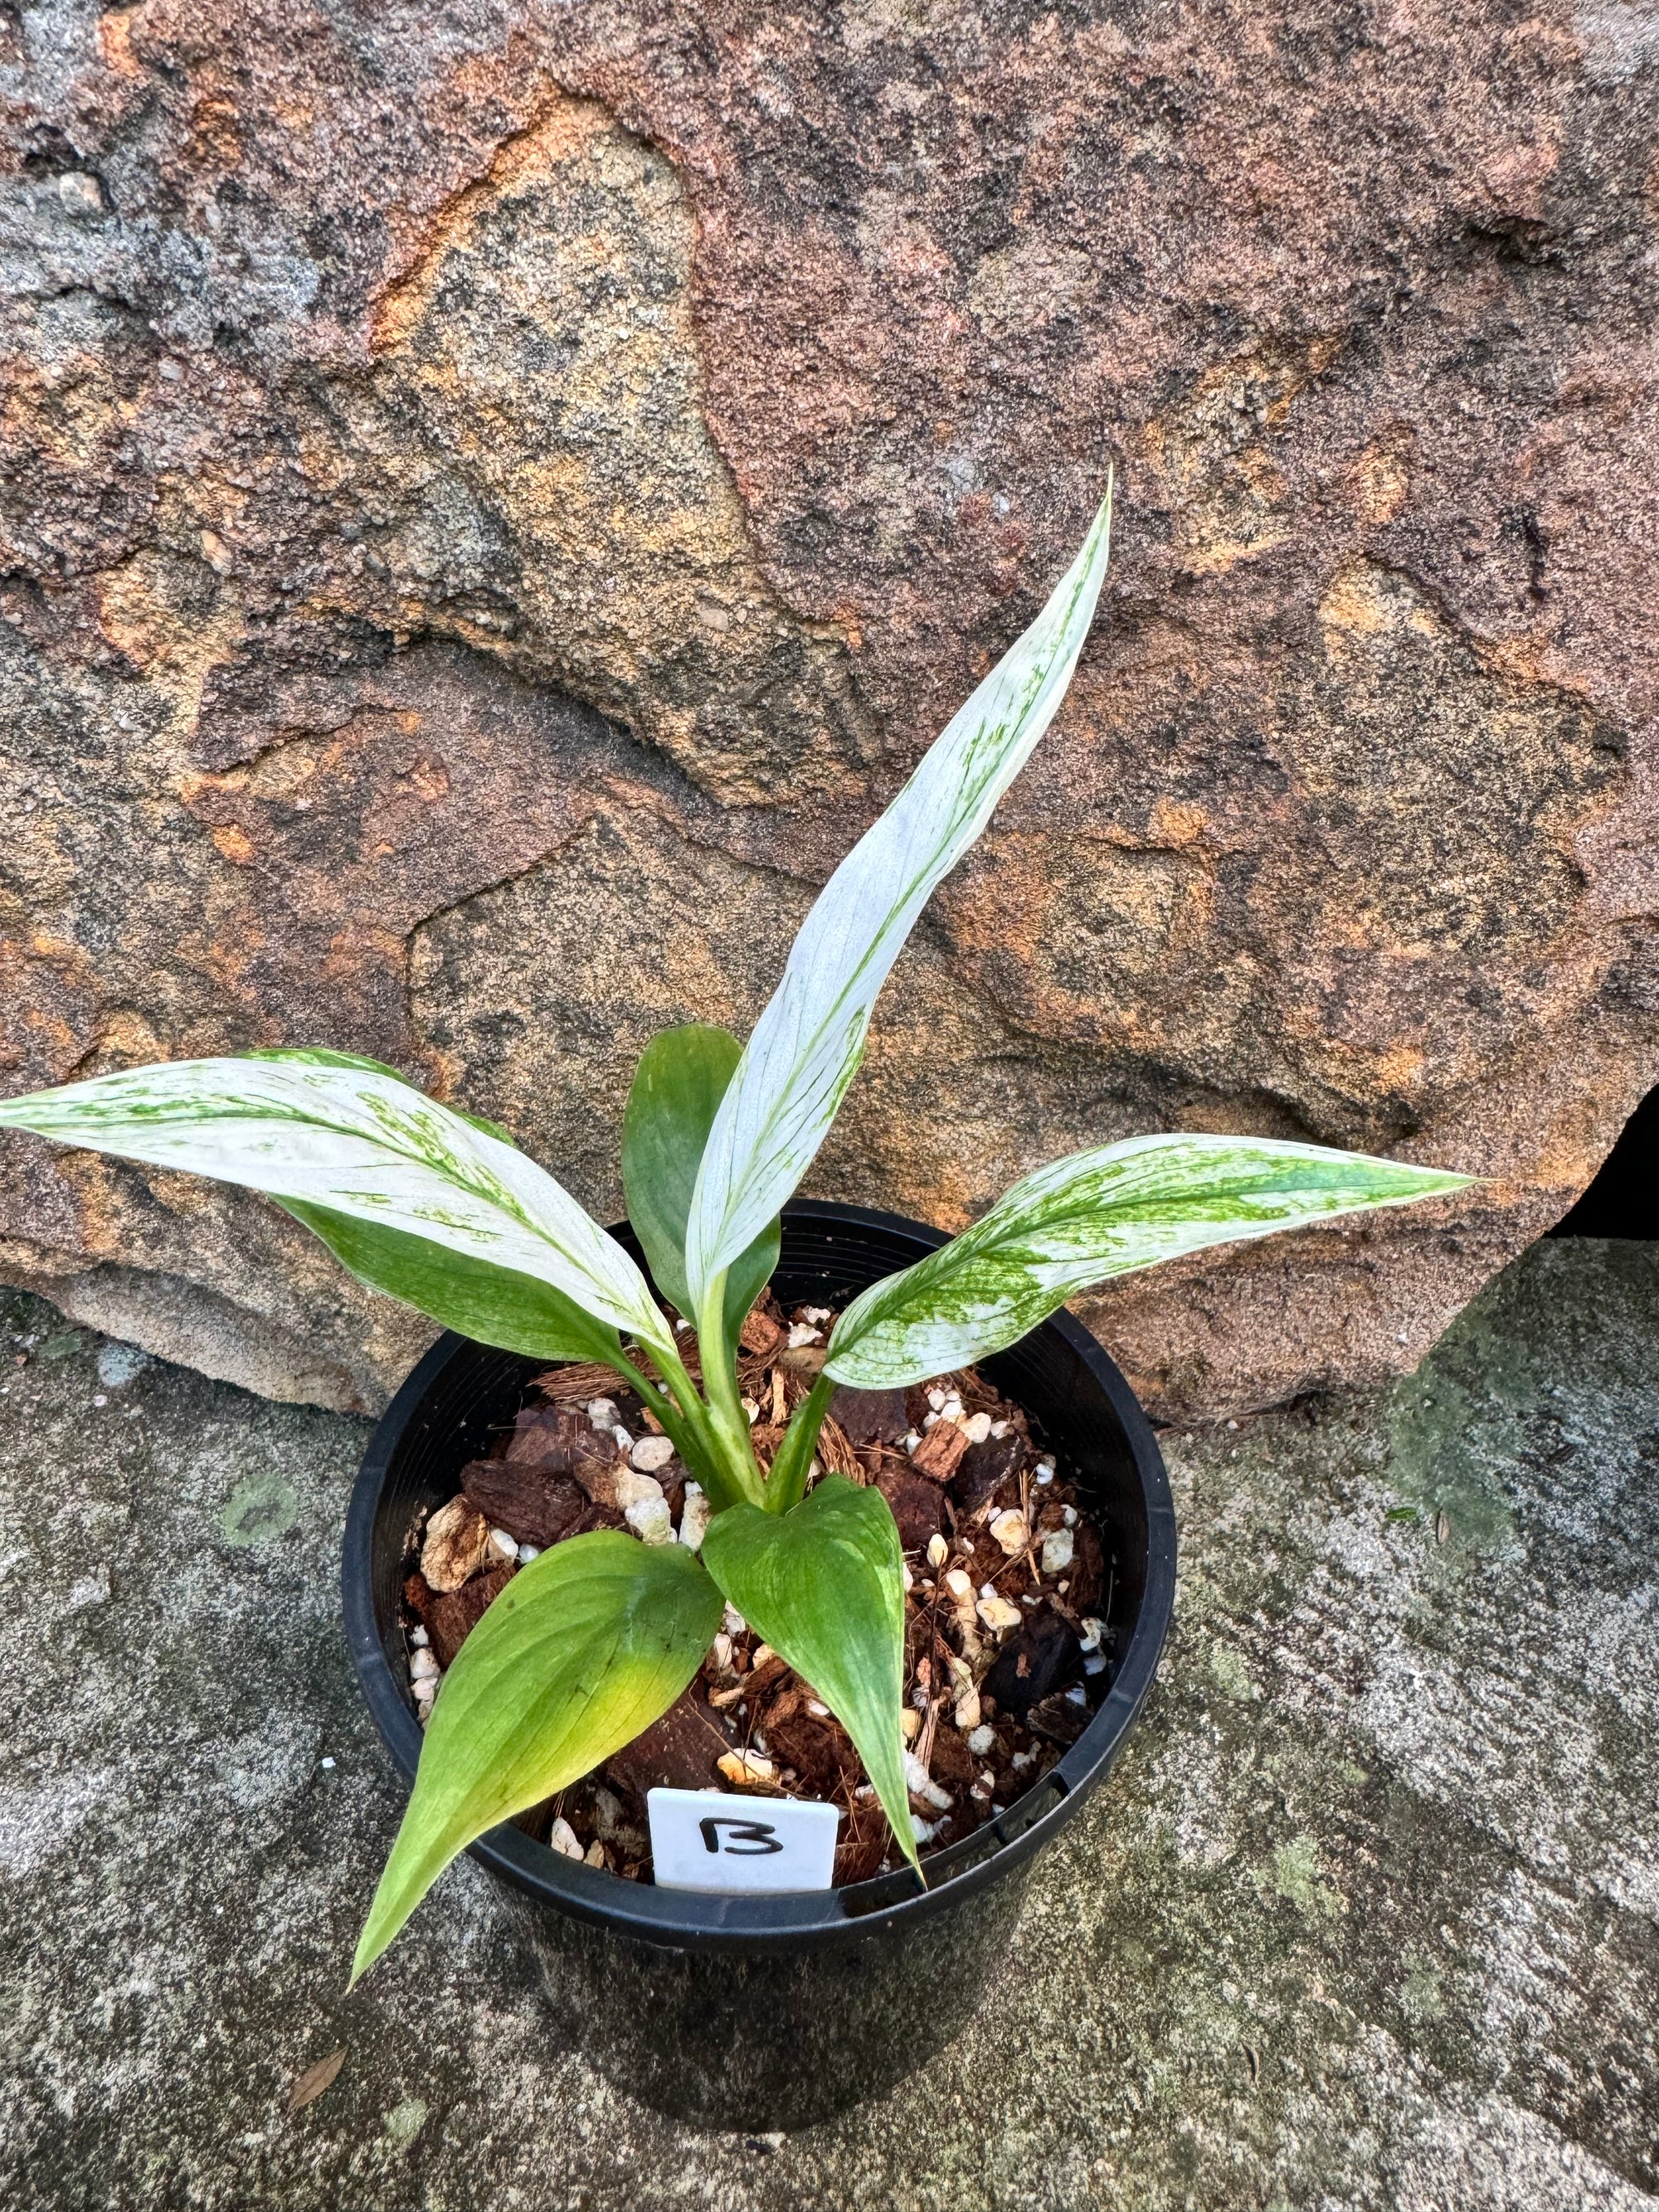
[824,1134,1474,1388]
[0,1052,674,1357]
[685,489,1115,1309]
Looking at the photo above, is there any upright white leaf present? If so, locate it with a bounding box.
[824,1133,1474,1388]
[0,1054,674,1356]
[686,488,1114,1306]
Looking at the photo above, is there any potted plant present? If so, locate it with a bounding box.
[0,489,1468,2124]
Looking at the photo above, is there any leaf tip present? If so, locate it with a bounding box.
[886,1808,925,1886]
[350,1879,406,1988]
[1407,1165,1480,1198]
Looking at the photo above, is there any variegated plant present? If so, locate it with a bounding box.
[0,488,1472,1976]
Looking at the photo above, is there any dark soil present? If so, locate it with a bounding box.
[400,1291,1120,1887]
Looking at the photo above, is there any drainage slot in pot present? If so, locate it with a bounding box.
[840,1772,1078,1917]
[993,1772,1070,1848]
[922,1823,1007,1888]
[839,1864,929,1920]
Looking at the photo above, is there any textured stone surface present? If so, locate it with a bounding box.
[3,1237,1657,2207]
[2,5,1657,1417]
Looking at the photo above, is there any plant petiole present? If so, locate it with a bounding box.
[694,1271,768,1509]
[766,1367,838,1513]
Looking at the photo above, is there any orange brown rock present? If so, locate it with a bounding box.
[0,7,1652,1424]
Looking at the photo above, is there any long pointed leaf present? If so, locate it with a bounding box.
[825,1134,1475,1388]
[353,1531,723,1977]
[685,490,1114,1306]
[622,1023,780,1333]
[0,1052,674,1359]
[700,1476,918,1876]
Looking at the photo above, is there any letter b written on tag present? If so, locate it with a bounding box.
[649,1788,840,1894]
[698,1816,784,1856]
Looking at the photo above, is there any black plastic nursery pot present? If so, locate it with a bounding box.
[343,1200,1177,2130]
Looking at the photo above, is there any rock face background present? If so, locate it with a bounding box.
[1,3,1655,1417]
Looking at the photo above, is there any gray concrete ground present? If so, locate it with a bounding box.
[2,1239,1656,2211]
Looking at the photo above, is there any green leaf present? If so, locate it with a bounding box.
[353,1532,722,1980]
[701,1475,917,1876]
[0,1053,677,1362]
[622,1023,780,1333]
[826,1133,1476,1388]
[686,488,1114,1308]
[279,1199,625,1366]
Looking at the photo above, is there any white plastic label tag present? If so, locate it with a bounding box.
[647,1787,841,1894]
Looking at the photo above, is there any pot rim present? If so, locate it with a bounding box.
[343,1198,1176,1953]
